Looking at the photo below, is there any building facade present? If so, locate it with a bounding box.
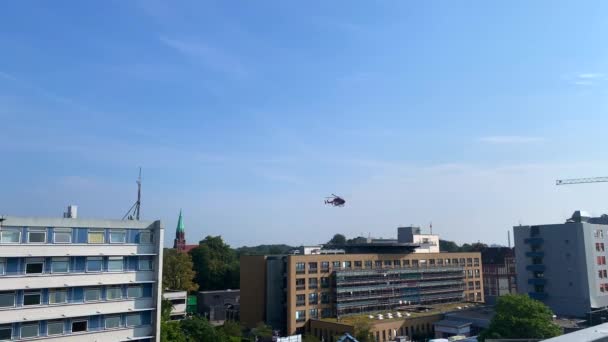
[241,250,484,336]
[162,290,187,320]
[514,211,608,318]
[481,247,516,304]
[0,215,164,341]
[197,289,240,323]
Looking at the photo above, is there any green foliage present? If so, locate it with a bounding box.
[353,318,374,342]
[440,239,489,252]
[303,335,320,342]
[161,321,187,342]
[252,322,273,338]
[478,294,562,341]
[222,320,242,337]
[180,316,229,342]
[439,239,460,252]
[190,236,240,291]
[163,248,199,291]
[161,298,173,322]
[328,233,346,245]
[346,236,368,244]
[236,244,294,256]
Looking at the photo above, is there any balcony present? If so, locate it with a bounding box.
[0,271,155,291]
[529,292,548,300]
[528,278,547,285]
[526,264,545,272]
[0,298,154,324]
[524,238,544,245]
[0,244,157,257]
[526,251,544,258]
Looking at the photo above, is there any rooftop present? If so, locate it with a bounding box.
[1,215,157,229]
[320,303,481,325]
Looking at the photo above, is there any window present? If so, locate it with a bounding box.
[126,313,143,326]
[475,269,481,277]
[604,270,607,278]
[403,259,410,266]
[412,260,419,267]
[321,261,329,271]
[85,288,101,302]
[296,262,305,274]
[138,257,153,271]
[429,259,435,265]
[600,270,603,278]
[468,281,474,290]
[343,261,351,268]
[0,292,15,308]
[295,310,306,322]
[354,260,362,268]
[27,229,46,243]
[47,320,64,335]
[72,319,88,332]
[445,258,451,264]
[332,261,340,268]
[23,290,41,306]
[20,323,39,338]
[321,277,330,288]
[309,293,318,304]
[87,229,105,244]
[25,258,44,274]
[467,270,473,277]
[309,308,318,319]
[53,228,72,243]
[322,308,331,318]
[109,230,126,243]
[105,315,121,329]
[364,260,372,268]
[49,289,67,304]
[106,286,123,300]
[452,258,459,264]
[375,260,382,268]
[51,257,69,273]
[0,325,11,341]
[108,257,123,271]
[308,278,318,289]
[475,281,481,289]
[467,258,473,266]
[0,229,20,243]
[308,262,318,273]
[296,294,305,306]
[384,260,392,267]
[86,257,103,272]
[459,258,466,265]
[321,292,330,304]
[127,285,143,298]
[394,260,401,267]
[296,278,305,290]
[437,259,443,265]
[474,258,480,266]
[0,258,4,275]
[139,231,153,244]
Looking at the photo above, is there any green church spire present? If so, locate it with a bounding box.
[176,210,185,233]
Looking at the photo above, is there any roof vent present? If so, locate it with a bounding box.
[63,205,77,219]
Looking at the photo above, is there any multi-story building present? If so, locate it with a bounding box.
[162,290,187,320]
[514,210,608,318]
[397,226,439,253]
[0,211,164,341]
[241,244,484,338]
[481,247,516,304]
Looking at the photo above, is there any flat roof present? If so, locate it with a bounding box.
[543,322,608,341]
[434,320,472,328]
[1,215,158,229]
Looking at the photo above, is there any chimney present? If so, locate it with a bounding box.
[63,205,78,219]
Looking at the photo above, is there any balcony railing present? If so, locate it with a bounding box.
[526,264,546,272]
[528,278,546,285]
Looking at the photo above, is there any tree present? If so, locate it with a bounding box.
[161,298,173,322]
[328,234,346,245]
[163,249,199,291]
[353,318,374,342]
[439,239,459,252]
[252,322,273,339]
[303,335,320,342]
[190,236,240,291]
[478,294,562,341]
[470,242,488,252]
[180,316,227,342]
[347,236,368,244]
[222,320,242,338]
[161,321,187,342]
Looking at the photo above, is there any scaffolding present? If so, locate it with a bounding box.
[335,266,466,316]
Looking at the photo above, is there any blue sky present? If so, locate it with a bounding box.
[2,1,608,248]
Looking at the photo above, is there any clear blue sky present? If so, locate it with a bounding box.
[2,1,608,248]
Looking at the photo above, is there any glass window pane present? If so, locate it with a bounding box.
[28,231,46,243]
[54,229,72,243]
[126,313,142,326]
[0,293,14,307]
[110,231,126,243]
[47,321,64,335]
[71,320,87,332]
[0,326,11,341]
[106,286,122,300]
[84,288,100,301]
[108,257,123,271]
[139,231,153,244]
[26,263,43,274]
[0,260,4,275]
[127,286,143,298]
[1,230,20,243]
[105,315,121,328]
[52,257,69,273]
[88,231,104,244]
[49,290,67,304]
[23,292,40,306]
[138,258,153,271]
[20,323,39,338]
[86,257,102,272]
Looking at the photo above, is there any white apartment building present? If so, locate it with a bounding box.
[0,214,164,341]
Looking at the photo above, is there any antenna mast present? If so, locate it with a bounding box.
[122,168,142,220]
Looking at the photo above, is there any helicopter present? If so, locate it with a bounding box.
[324,194,346,207]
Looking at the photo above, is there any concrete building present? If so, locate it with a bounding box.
[481,247,516,304]
[514,211,608,318]
[241,245,484,339]
[197,289,240,323]
[0,212,164,341]
[398,226,440,254]
[162,290,187,320]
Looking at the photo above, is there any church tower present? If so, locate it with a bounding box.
[173,210,186,251]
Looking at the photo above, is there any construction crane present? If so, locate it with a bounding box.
[556,177,608,186]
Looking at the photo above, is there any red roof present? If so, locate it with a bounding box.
[182,245,198,253]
